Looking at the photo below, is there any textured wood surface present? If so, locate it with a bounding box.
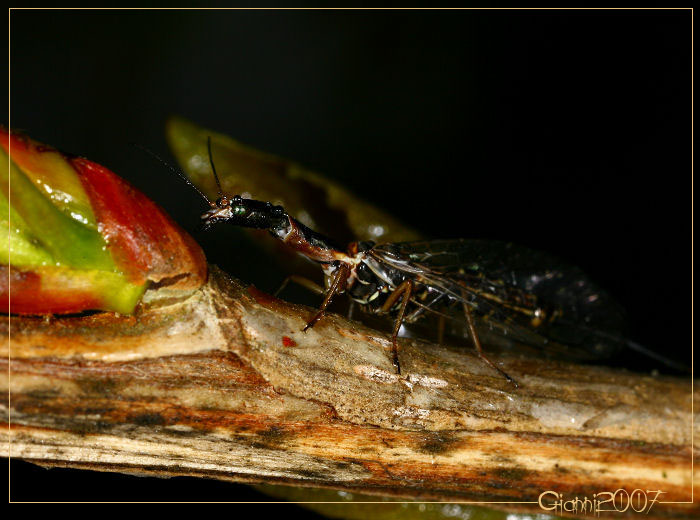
[2,266,697,516]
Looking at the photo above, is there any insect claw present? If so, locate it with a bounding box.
[303,310,325,332]
[498,367,519,388]
[393,353,401,375]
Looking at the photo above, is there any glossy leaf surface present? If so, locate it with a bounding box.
[0,127,206,314]
[166,115,421,247]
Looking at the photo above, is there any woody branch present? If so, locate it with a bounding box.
[1,266,697,517]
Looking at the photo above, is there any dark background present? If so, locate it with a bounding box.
[4,9,691,503]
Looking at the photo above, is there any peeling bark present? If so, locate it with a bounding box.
[2,266,697,517]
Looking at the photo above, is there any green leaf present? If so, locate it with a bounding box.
[167,115,421,246]
[0,187,54,266]
[0,146,114,271]
[0,141,149,316]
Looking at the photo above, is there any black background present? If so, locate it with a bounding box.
[4,9,691,503]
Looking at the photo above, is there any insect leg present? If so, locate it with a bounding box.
[379,279,415,375]
[347,300,356,320]
[437,315,446,345]
[302,264,350,332]
[274,275,325,297]
[460,289,518,387]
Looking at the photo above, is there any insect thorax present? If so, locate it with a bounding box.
[337,253,416,313]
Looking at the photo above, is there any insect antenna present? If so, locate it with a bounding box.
[133,143,213,206]
[207,136,225,201]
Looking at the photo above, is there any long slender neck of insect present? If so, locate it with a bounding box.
[202,195,346,264]
[204,139,345,264]
[269,212,346,264]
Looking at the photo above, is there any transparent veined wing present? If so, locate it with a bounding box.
[369,239,628,361]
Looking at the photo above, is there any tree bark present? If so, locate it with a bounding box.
[1,266,697,517]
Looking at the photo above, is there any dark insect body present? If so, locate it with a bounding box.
[171,138,664,387]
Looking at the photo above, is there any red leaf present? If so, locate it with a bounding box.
[0,266,103,314]
[71,157,207,289]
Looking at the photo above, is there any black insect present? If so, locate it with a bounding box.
[171,138,681,387]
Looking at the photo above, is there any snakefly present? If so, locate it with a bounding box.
[178,139,675,387]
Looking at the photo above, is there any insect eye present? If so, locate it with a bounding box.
[215,196,229,208]
[232,205,246,216]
